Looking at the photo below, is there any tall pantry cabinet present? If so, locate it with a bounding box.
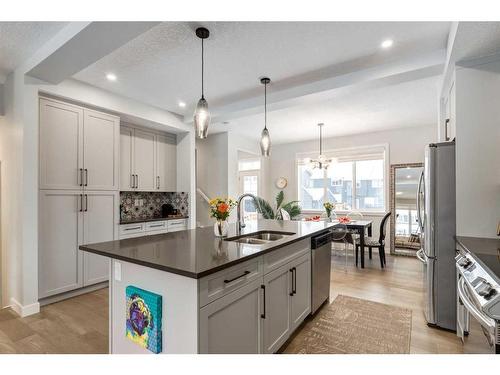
[38,97,119,299]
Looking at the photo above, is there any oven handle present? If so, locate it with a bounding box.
[457,278,496,331]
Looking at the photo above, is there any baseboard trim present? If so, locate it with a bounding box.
[38,282,108,307]
[10,298,40,317]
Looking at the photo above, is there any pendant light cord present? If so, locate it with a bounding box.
[264,82,267,130]
[201,38,204,99]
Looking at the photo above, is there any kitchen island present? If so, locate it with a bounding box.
[80,219,334,354]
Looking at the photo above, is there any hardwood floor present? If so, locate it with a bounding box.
[0,288,108,354]
[329,250,463,354]
[0,251,463,354]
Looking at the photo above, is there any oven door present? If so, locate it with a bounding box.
[457,277,497,354]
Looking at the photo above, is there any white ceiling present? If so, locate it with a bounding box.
[214,74,440,144]
[0,22,68,81]
[74,22,450,116]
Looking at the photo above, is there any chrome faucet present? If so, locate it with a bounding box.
[236,193,259,232]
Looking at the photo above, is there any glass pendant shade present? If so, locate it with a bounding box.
[260,127,271,157]
[194,97,210,139]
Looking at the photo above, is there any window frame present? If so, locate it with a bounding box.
[296,144,389,215]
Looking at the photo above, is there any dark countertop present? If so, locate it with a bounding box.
[119,216,189,225]
[456,236,500,279]
[80,219,335,279]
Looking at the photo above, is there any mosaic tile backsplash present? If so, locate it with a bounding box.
[120,191,189,222]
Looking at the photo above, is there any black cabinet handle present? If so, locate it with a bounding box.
[84,169,88,186]
[79,168,83,186]
[289,267,297,296]
[261,285,266,319]
[445,118,450,141]
[224,270,250,284]
[293,267,297,295]
[79,194,83,212]
[84,194,88,212]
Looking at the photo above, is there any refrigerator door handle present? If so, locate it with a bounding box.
[416,170,425,233]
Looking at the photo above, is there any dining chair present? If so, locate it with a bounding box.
[344,209,364,249]
[330,221,349,271]
[355,212,391,268]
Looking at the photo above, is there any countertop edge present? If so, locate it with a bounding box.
[80,226,332,279]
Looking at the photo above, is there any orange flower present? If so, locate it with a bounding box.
[217,203,229,213]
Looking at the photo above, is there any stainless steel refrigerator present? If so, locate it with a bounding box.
[416,141,456,331]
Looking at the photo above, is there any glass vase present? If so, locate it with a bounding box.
[214,220,228,237]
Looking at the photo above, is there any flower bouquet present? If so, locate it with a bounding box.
[323,202,334,221]
[209,197,237,237]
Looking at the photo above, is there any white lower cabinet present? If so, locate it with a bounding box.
[39,191,84,298]
[82,192,118,286]
[39,190,117,299]
[198,245,311,354]
[199,279,263,354]
[262,263,292,353]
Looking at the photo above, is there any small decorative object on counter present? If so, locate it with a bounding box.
[209,197,237,237]
[323,202,334,221]
[338,216,351,224]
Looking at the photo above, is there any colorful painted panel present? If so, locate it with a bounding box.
[125,286,162,354]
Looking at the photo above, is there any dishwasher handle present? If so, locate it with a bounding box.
[311,231,331,249]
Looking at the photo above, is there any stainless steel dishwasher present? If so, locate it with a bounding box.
[311,230,332,314]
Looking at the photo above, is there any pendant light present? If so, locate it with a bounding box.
[308,123,335,169]
[194,27,210,139]
[260,77,271,157]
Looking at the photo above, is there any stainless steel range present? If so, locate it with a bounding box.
[456,237,500,354]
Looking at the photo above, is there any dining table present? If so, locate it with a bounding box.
[310,218,373,268]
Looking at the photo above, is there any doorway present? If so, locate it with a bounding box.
[237,152,261,222]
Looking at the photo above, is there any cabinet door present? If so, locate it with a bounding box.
[289,253,311,332]
[39,98,83,190]
[156,134,177,191]
[83,109,119,190]
[82,192,118,286]
[199,279,263,354]
[39,191,83,298]
[133,129,156,191]
[262,263,291,353]
[120,126,134,190]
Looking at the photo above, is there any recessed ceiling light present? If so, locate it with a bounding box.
[407,175,412,179]
[106,73,117,81]
[178,101,186,108]
[381,39,393,49]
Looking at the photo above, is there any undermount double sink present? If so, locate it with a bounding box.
[225,230,295,245]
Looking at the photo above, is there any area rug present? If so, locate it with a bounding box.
[283,295,412,354]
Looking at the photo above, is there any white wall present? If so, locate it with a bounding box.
[455,61,500,238]
[195,133,229,227]
[265,125,437,244]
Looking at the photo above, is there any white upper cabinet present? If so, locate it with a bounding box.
[119,125,177,192]
[83,110,119,190]
[39,98,83,190]
[133,129,157,191]
[39,97,119,191]
[156,134,177,191]
[119,126,134,191]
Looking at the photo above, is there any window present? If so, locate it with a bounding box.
[238,157,261,221]
[238,158,261,171]
[297,147,386,212]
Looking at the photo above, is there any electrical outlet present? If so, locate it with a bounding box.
[134,199,139,206]
[139,199,144,206]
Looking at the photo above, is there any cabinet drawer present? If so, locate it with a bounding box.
[145,220,168,232]
[167,219,187,232]
[199,257,263,307]
[263,238,310,274]
[119,223,145,237]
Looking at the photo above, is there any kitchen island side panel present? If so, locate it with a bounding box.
[111,259,199,354]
